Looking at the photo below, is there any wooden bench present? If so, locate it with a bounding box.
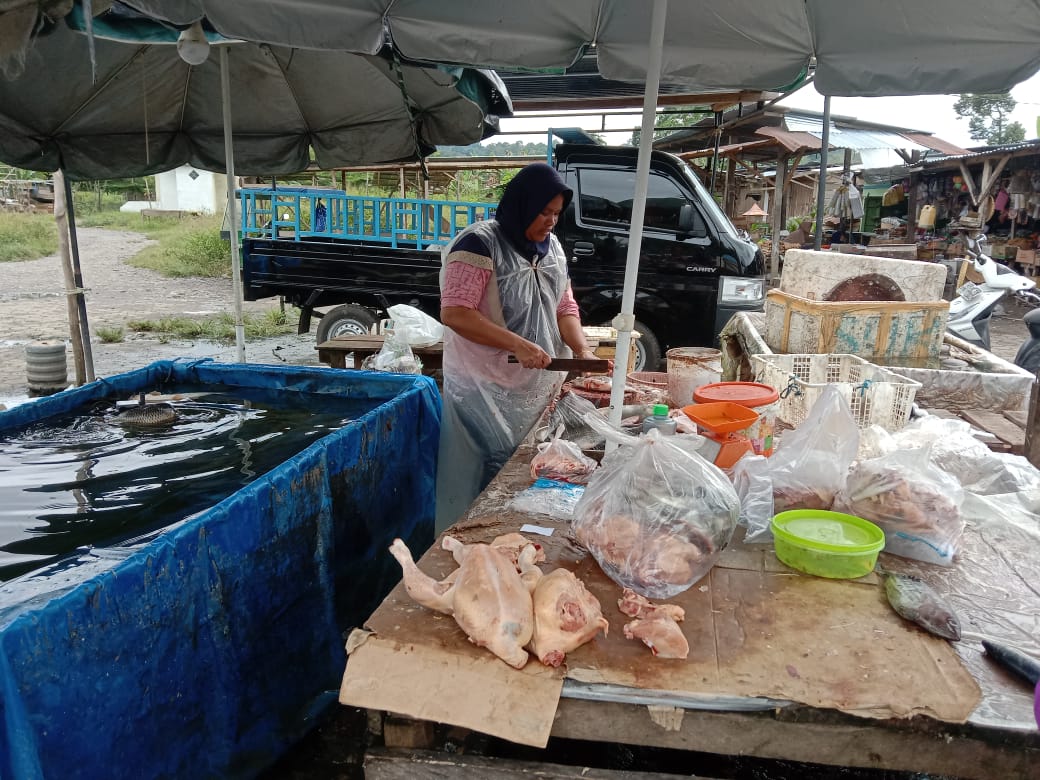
[316,334,443,374]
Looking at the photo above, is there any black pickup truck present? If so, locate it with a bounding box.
[240,144,765,370]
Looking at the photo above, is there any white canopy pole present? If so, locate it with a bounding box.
[605,0,668,442]
[220,44,247,362]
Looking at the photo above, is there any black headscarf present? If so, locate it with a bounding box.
[495,163,573,258]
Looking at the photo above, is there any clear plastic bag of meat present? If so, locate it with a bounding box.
[835,446,965,566]
[730,454,775,543]
[860,416,1040,495]
[570,428,740,599]
[530,434,598,484]
[769,385,860,514]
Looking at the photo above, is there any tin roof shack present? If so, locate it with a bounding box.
[899,140,1040,271]
[653,107,967,273]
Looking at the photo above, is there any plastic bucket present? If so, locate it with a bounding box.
[693,381,780,456]
[665,347,722,407]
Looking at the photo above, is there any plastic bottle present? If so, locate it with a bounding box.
[641,403,677,435]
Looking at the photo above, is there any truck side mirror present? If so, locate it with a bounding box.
[678,203,696,235]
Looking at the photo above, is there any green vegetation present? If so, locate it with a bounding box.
[0,213,59,262]
[127,309,298,342]
[954,93,1026,145]
[96,327,125,343]
[126,216,231,277]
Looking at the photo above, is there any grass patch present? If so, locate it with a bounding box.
[127,309,298,342]
[0,213,59,262]
[96,326,125,343]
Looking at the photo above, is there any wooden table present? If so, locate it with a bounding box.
[340,444,1040,778]
[316,335,443,374]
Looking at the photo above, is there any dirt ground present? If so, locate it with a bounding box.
[0,226,321,408]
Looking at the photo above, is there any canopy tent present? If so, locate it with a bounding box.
[0,13,510,180]
[96,0,1040,97]
[0,4,511,376]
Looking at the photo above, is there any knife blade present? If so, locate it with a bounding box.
[982,639,1040,686]
[507,356,609,372]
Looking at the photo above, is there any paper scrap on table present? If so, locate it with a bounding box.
[520,524,554,536]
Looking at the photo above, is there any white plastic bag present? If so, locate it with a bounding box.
[387,304,443,347]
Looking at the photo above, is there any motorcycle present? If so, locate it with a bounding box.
[945,230,1040,357]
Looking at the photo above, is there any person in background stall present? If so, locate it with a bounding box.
[829,220,850,246]
[435,163,602,532]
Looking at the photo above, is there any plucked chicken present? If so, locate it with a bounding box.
[528,568,609,667]
[388,537,543,668]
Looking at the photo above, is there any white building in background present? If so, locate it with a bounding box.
[120,165,227,215]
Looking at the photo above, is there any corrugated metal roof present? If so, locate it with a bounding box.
[785,116,930,152]
[900,132,969,156]
[918,138,1040,164]
[755,126,827,153]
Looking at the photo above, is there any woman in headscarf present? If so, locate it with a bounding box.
[435,163,597,531]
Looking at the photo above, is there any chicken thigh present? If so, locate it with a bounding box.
[528,568,609,667]
[617,588,688,660]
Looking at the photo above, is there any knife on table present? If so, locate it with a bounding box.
[507,356,609,372]
[982,639,1040,729]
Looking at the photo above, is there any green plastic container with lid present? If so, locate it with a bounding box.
[771,509,885,579]
[641,403,677,435]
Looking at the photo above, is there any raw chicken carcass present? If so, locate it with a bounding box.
[388,538,542,668]
[528,568,609,667]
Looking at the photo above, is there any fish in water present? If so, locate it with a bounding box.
[116,393,178,427]
[881,571,961,641]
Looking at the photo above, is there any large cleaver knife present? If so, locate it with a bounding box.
[507,356,609,372]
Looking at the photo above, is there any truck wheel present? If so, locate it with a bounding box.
[631,320,662,372]
[316,304,379,342]
[597,319,662,372]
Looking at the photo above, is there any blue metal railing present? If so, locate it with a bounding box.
[237,187,495,250]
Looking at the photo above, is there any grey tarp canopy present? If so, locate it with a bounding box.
[0,14,510,179]
[111,0,1040,97]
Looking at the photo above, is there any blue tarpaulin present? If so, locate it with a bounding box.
[0,359,439,778]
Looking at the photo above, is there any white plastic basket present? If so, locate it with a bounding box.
[751,353,922,431]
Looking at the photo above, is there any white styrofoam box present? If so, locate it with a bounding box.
[780,249,948,303]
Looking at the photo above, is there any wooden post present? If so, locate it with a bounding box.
[1024,378,1040,469]
[769,154,787,282]
[53,170,86,385]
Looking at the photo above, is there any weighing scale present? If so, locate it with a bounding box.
[682,402,758,468]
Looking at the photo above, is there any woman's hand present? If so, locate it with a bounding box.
[512,338,552,369]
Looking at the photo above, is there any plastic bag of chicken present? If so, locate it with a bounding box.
[571,428,740,599]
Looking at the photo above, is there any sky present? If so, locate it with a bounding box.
[491,70,1040,150]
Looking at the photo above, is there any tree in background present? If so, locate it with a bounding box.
[953,92,1026,145]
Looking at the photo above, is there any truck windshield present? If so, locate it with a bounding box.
[676,159,738,237]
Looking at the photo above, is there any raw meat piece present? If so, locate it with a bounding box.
[623,617,689,659]
[618,588,688,659]
[389,538,543,668]
[528,568,609,667]
[617,588,685,622]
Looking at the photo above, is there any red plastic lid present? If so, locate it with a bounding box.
[693,381,779,407]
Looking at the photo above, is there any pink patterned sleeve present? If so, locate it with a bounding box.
[441,261,491,309]
[556,283,580,318]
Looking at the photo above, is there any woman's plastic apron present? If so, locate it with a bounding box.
[435,221,569,531]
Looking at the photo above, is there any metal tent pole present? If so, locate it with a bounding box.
[61,169,95,382]
[814,95,831,250]
[605,0,667,439]
[220,45,247,362]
